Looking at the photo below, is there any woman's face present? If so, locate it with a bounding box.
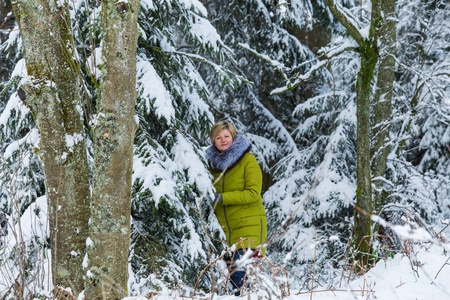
[214,129,233,152]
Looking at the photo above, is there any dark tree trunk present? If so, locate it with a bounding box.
[371,0,396,212]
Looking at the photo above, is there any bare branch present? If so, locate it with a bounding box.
[270,43,357,95]
[323,0,364,46]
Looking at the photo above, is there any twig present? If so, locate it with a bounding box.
[146,291,208,299]
[434,257,450,280]
[437,221,449,238]
[297,289,369,295]
[193,248,233,295]
[310,227,317,300]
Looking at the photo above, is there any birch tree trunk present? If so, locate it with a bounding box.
[12,0,90,295]
[85,0,139,298]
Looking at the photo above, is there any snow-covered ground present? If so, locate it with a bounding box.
[2,196,450,300]
[125,243,450,300]
[5,176,445,300]
[290,244,450,300]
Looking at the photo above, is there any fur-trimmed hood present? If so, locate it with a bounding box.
[206,135,251,171]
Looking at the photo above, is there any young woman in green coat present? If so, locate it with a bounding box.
[206,121,267,295]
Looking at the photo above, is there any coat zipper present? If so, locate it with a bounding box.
[260,219,263,244]
[222,170,232,246]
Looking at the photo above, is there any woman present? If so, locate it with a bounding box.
[206,121,267,295]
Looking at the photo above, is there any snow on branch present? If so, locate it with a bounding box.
[270,39,358,95]
[371,215,434,242]
[360,204,450,251]
[271,60,327,95]
[162,49,252,86]
[238,43,289,81]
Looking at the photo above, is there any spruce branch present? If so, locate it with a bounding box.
[238,43,289,81]
[270,60,328,95]
[162,50,252,86]
[238,33,359,96]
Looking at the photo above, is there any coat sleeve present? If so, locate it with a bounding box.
[222,153,262,205]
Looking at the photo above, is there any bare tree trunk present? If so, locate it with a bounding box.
[354,44,375,265]
[323,0,384,268]
[12,0,90,295]
[371,0,396,212]
[85,0,139,298]
[352,0,387,269]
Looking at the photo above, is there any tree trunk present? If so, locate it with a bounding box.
[371,0,396,212]
[353,0,382,269]
[85,0,139,298]
[354,44,376,266]
[12,0,90,295]
[324,0,380,269]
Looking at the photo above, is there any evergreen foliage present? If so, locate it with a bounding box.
[0,0,449,297]
[204,0,450,289]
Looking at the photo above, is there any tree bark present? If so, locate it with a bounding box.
[352,0,383,268]
[12,0,90,295]
[354,43,376,266]
[85,0,139,298]
[323,0,382,267]
[371,0,396,212]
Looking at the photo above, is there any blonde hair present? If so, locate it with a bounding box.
[209,121,237,145]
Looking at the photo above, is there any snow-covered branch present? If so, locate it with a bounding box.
[162,49,252,86]
[238,43,289,81]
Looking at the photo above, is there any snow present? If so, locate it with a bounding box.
[123,242,450,300]
[271,60,328,95]
[86,237,94,247]
[65,133,84,151]
[132,142,178,207]
[171,133,211,193]
[3,128,39,160]
[136,56,175,123]
[7,194,449,300]
[290,245,450,300]
[1,0,449,299]
[179,0,208,17]
[188,14,223,51]
[86,47,102,80]
[82,254,89,268]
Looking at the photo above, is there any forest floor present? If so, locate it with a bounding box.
[125,242,450,300]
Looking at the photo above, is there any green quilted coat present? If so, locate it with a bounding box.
[206,135,267,253]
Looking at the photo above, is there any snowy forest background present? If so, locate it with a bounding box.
[0,0,449,299]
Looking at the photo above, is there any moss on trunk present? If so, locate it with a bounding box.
[354,38,377,268]
[371,0,396,212]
